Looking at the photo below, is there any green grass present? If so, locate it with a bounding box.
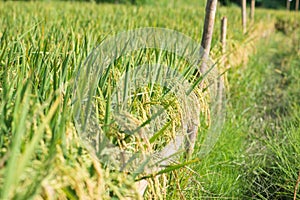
[0,0,300,199]
[184,18,300,199]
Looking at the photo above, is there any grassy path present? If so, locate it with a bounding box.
[242,28,300,199]
[181,22,300,199]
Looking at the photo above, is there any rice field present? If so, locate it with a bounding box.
[0,0,299,199]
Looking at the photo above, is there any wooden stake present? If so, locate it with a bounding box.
[185,0,218,156]
[200,0,218,73]
[218,17,227,113]
[287,0,291,11]
[220,16,227,71]
[221,17,227,56]
[241,0,247,34]
[294,170,300,200]
[250,0,255,21]
[296,0,299,12]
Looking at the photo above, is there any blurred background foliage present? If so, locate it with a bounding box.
[1,0,298,9]
[220,0,298,9]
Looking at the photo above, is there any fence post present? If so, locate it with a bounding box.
[296,0,299,11]
[218,16,227,113]
[221,17,227,67]
[250,0,255,21]
[200,0,218,73]
[241,0,247,33]
[287,0,291,11]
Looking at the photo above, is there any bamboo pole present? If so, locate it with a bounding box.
[250,0,255,21]
[294,170,300,200]
[221,17,227,64]
[200,0,218,73]
[188,0,218,155]
[287,0,291,11]
[218,16,227,114]
[185,0,219,156]
[241,0,247,33]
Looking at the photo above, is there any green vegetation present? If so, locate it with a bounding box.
[220,0,297,9]
[188,19,300,198]
[0,0,299,199]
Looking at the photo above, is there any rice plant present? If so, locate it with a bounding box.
[0,1,299,199]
